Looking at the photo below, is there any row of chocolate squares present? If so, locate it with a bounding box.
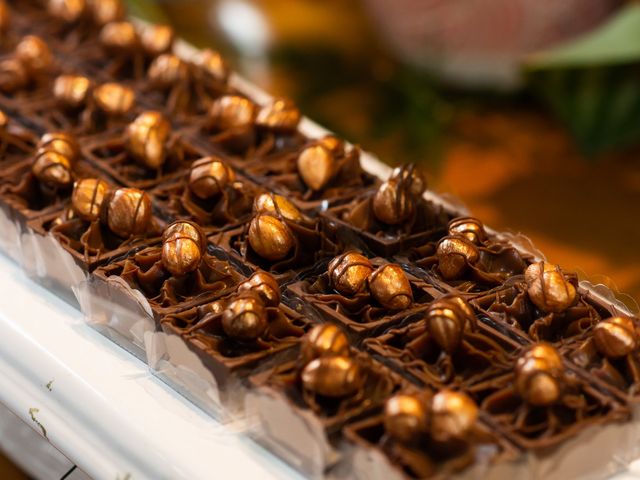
[0,108,378,218]
[66,218,638,404]
[146,264,635,479]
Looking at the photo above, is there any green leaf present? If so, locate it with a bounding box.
[527,4,640,69]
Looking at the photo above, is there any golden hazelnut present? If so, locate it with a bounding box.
[525,262,577,314]
[221,293,268,341]
[372,179,415,225]
[161,221,206,277]
[0,58,27,93]
[390,164,427,199]
[253,193,303,223]
[384,394,429,444]
[0,109,8,129]
[105,187,152,237]
[255,98,301,131]
[71,178,109,221]
[327,251,373,296]
[54,75,92,108]
[197,49,229,82]
[515,343,564,407]
[148,53,188,87]
[593,317,639,359]
[300,324,350,366]
[208,95,256,130]
[88,0,125,26]
[368,264,413,310]
[48,0,87,23]
[301,355,362,398]
[15,36,52,73]
[448,217,487,245]
[247,213,294,262]
[93,82,135,116]
[430,390,478,443]
[37,132,79,163]
[297,144,335,191]
[140,24,174,57]
[126,111,171,169]
[237,271,281,307]
[32,151,73,188]
[426,296,476,353]
[188,156,236,200]
[100,21,138,52]
[436,236,480,280]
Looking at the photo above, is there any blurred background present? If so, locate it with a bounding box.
[3,0,640,477]
[128,0,640,307]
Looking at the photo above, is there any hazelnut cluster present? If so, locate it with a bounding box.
[435,217,488,280]
[31,132,79,189]
[212,271,281,342]
[69,176,153,238]
[54,75,135,119]
[372,164,427,226]
[247,192,310,262]
[514,343,565,406]
[384,390,479,447]
[327,252,413,310]
[0,35,52,93]
[299,323,362,398]
[47,0,125,26]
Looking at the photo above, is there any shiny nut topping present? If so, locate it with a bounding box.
[0,59,27,92]
[436,236,480,280]
[255,98,301,131]
[16,36,53,73]
[148,53,188,87]
[100,21,138,52]
[372,179,415,225]
[368,264,413,310]
[197,49,229,82]
[525,262,577,314]
[48,0,87,23]
[93,82,135,116]
[105,187,152,237]
[188,156,236,200]
[426,296,476,353]
[300,324,350,366]
[384,394,429,444]
[161,220,206,276]
[32,151,73,188]
[88,0,125,26]
[237,271,281,307]
[221,293,268,341]
[38,132,79,163]
[327,251,373,296]
[448,217,487,245]
[208,95,256,130]
[248,213,294,261]
[301,355,362,398]
[253,193,303,223]
[71,178,109,221]
[54,75,92,108]
[0,108,8,129]
[297,144,335,191]
[126,111,170,169]
[140,24,174,56]
[390,164,427,199]
[430,390,478,443]
[593,317,639,359]
[515,343,564,407]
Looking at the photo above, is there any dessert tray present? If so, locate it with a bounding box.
[1,2,640,479]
